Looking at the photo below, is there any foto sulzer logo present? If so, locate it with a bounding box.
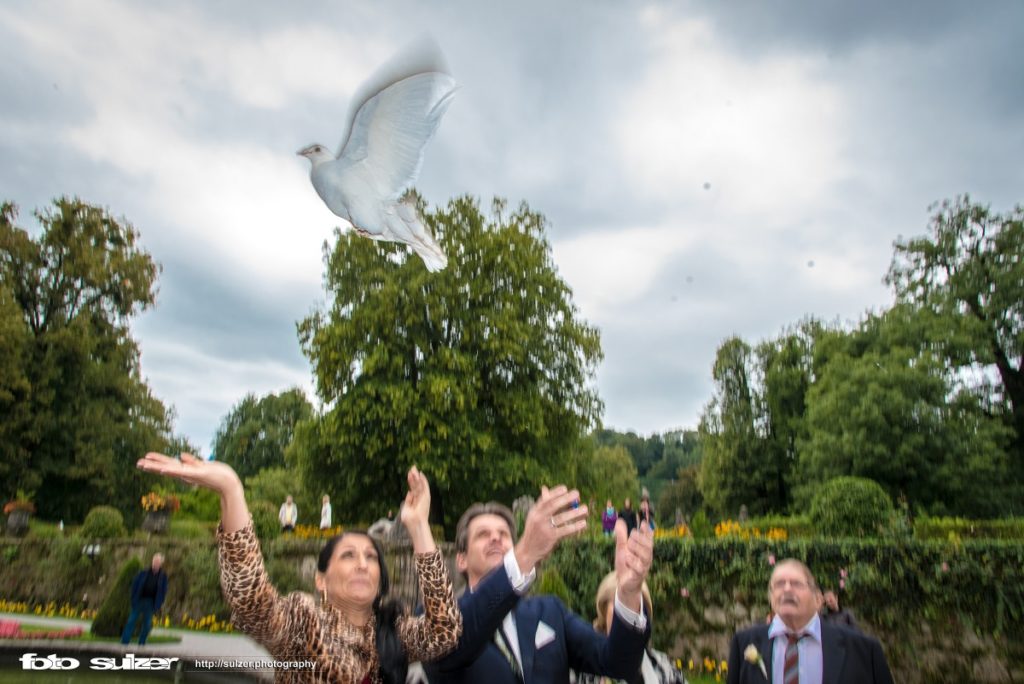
[20,653,81,670]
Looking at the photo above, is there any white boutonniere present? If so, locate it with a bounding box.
[744,643,768,679]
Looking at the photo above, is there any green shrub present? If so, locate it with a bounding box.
[536,566,571,606]
[690,511,713,539]
[810,476,893,538]
[27,519,62,539]
[91,556,142,637]
[250,500,281,541]
[179,544,228,619]
[168,519,214,539]
[80,506,127,539]
[266,556,304,596]
[177,488,221,522]
[913,516,1024,541]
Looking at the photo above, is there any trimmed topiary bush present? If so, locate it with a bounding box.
[91,556,141,637]
[80,505,127,539]
[810,476,894,538]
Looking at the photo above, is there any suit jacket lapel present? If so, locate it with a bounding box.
[758,629,774,682]
[821,624,845,684]
[514,601,540,684]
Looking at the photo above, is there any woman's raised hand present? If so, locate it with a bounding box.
[401,465,431,529]
[400,466,436,553]
[137,452,242,495]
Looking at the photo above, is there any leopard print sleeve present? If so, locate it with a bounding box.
[396,549,462,663]
[217,519,309,656]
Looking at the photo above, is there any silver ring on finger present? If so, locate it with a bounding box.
[550,516,558,528]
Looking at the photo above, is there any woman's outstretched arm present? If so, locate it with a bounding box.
[136,452,248,532]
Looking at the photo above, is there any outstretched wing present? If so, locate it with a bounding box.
[337,71,457,200]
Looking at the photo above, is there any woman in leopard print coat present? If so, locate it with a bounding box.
[137,452,461,683]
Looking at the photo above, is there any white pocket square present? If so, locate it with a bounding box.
[535,621,556,649]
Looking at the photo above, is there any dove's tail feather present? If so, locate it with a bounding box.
[389,200,448,272]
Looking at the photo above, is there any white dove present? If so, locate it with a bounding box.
[298,40,456,272]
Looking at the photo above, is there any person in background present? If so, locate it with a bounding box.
[619,497,638,536]
[638,497,655,531]
[821,589,859,631]
[602,499,618,537]
[121,552,168,646]
[320,494,333,531]
[279,494,298,532]
[574,571,685,684]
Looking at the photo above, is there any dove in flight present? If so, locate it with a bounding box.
[298,40,456,272]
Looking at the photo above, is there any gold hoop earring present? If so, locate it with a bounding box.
[321,588,328,605]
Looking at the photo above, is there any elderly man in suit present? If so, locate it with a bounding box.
[426,485,654,684]
[726,559,893,684]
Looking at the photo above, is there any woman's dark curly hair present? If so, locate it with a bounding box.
[318,531,407,684]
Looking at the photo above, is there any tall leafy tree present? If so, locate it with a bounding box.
[0,199,178,521]
[698,324,818,517]
[698,337,765,517]
[293,196,603,533]
[754,322,817,509]
[886,196,1024,460]
[212,388,313,480]
[572,443,641,510]
[656,464,703,525]
[797,307,1014,516]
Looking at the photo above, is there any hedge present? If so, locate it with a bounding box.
[542,536,1024,682]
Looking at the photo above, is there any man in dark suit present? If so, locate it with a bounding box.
[426,485,654,684]
[120,552,168,645]
[726,559,893,684]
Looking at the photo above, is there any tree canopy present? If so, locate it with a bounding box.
[886,195,1024,462]
[697,195,1022,519]
[0,199,182,521]
[292,196,603,533]
[212,388,313,480]
[571,443,640,510]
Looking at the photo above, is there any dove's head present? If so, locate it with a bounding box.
[297,143,333,167]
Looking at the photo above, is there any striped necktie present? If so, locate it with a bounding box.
[784,632,807,684]
[494,625,524,682]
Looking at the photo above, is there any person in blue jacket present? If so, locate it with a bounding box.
[120,552,168,645]
[426,485,655,684]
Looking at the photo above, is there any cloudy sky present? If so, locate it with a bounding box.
[2,1,1022,454]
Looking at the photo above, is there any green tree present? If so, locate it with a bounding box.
[656,464,703,525]
[0,199,181,522]
[797,307,1013,516]
[243,467,317,528]
[651,430,702,478]
[0,279,32,484]
[886,196,1024,461]
[698,337,762,517]
[292,196,603,533]
[573,444,640,510]
[593,428,664,477]
[212,388,313,480]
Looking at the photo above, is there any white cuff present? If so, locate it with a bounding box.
[614,589,648,631]
[503,549,537,594]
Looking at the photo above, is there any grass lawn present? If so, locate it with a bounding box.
[17,622,181,644]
